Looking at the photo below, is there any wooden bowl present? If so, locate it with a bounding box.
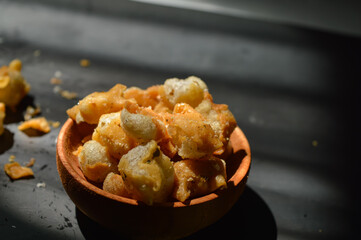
[56,118,251,240]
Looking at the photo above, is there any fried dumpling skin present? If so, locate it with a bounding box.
[118,140,174,205]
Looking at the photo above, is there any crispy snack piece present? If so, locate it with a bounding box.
[92,112,136,159]
[164,103,223,159]
[67,84,133,124]
[4,161,34,180]
[0,102,5,135]
[161,76,207,109]
[103,172,129,197]
[121,102,176,157]
[0,59,30,108]
[79,140,118,182]
[118,140,174,205]
[173,157,227,202]
[18,117,51,133]
[196,92,237,155]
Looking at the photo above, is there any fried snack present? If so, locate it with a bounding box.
[0,102,5,135]
[196,92,237,155]
[67,84,133,124]
[161,76,207,109]
[103,172,129,197]
[173,157,227,202]
[4,161,34,180]
[79,140,118,182]
[0,59,30,108]
[18,117,51,133]
[92,112,136,159]
[68,76,237,203]
[164,103,222,159]
[124,85,162,109]
[118,140,174,205]
[121,108,157,142]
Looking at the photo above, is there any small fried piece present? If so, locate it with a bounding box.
[196,93,237,155]
[0,59,30,108]
[165,103,223,159]
[121,108,157,142]
[4,161,34,180]
[0,102,5,135]
[67,84,132,124]
[161,76,207,109]
[103,172,129,197]
[79,140,118,182]
[124,85,162,109]
[92,112,136,159]
[18,117,50,133]
[24,105,41,120]
[173,157,227,202]
[118,140,174,205]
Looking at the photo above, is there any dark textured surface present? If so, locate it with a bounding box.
[0,1,360,239]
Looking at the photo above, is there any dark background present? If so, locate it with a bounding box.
[0,0,360,239]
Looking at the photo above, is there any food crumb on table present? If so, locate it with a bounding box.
[80,59,90,67]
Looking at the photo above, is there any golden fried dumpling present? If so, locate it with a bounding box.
[78,140,118,182]
[161,76,207,109]
[164,103,223,159]
[67,84,133,124]
[103,172,129,197]
[118,140,174,205]
[92,112,136,159]
[172,157,227,202]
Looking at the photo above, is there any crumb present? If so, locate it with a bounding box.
[36,182,46,188]
[53,85,62,94]
[48,120,61,128]
[25,157,36,167]
[312,140,318,147]
[53,86,78,100]
[33,50,41,57]
[318,229,323,233]
[54,70,62,78]
[4,161,34,180]
[60,90,78,100]
[24,105,41,121]
[80,59,90,67]
[18,117,51,133]
[8,155,16,163]
[50,77,62,85]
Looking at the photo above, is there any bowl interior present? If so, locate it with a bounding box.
[57,118,251,207]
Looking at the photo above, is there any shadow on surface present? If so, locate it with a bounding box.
[76,186,277,239]
[4,95,35,124]
[0,129,14,154]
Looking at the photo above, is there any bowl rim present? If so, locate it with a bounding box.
[57,118,251,208]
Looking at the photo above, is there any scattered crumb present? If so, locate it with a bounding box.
[80,59,90,67]
[18,117,51,134]
[54,70,62,78]
[318,229,323,233]
[50,77,62,85]
[53,85,62,94]
[48,120,61,128]
[36,182,46,188]
[4,161,34,180]
[8,155,16,163]
[312,140,318,147]
[53,86,78,100]
[24,105,41,121]
[33,50,41,57]
[61,90,78,100]
[25,158,36,167]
